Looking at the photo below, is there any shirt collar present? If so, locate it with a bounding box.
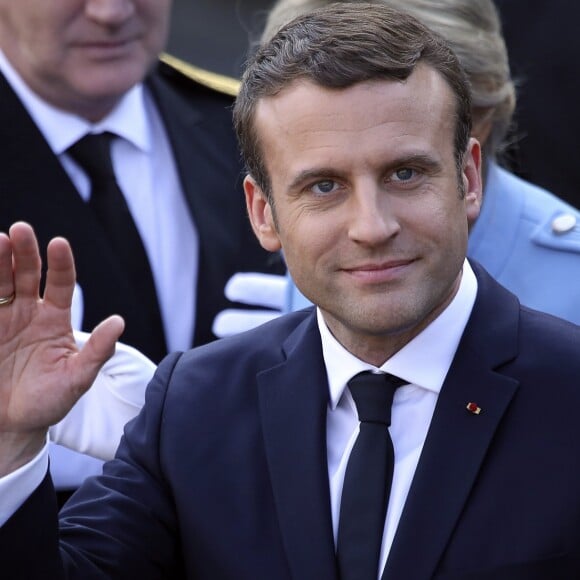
[318,259,478,410]
[0,49,151,155]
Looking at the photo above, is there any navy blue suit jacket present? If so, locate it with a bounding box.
[2,263,580,579]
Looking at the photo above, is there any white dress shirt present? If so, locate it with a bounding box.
[0,50,198,354]
[320,259,477,578]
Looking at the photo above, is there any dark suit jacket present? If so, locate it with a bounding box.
[2,263,580,579]
[0,59,282,363]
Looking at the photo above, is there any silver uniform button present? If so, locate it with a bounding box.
[551,213,577,235]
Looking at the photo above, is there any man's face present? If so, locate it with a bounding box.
[0,0,171,120]
[245,65,482,365]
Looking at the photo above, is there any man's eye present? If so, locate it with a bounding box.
[392,168,416,182]
[311,180,338,194]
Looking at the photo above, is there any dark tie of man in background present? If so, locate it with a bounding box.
[68,133,166,361]
[338,371,407,580]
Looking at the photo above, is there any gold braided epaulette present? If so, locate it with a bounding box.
[160,53,240,97]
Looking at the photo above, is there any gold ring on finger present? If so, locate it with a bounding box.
[0,292,16,306]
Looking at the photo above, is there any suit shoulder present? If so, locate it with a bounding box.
[152,311,314,415]
[519,305,580,360]
[157,53,240,99]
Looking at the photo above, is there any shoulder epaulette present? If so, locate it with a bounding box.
[532,210,580,253]
[160,53,240,97]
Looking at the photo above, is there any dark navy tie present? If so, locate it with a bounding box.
[337,371,407,580]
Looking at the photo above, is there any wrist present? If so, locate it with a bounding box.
[0,430,47,477]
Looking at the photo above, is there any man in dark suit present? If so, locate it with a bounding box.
[0,0,281,364]
[0,0,282,498]
[1,4,580,578]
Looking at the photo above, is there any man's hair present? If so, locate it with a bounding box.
[262,0,515,162]
[234,2,472,196]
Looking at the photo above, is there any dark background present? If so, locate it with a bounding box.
[168,0,580,207]
[167,0,275,78]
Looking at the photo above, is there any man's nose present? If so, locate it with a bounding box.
[85,0,135,26]
[347,185,400,246]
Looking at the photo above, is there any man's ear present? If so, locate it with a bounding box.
[462,137,483,225]
[244,175,282,252]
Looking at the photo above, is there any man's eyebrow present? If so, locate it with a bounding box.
[386,153,442,172]
[287,168,345,191]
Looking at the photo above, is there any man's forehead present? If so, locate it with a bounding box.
[251,65,459,192]
[253,64,455,135]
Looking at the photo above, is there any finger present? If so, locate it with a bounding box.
[8,222,42,299]
[70,315,125,391]
[0,232,15,300]
[43,236,76,309]
[77,315,125,372]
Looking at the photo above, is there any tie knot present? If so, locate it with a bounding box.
[348,371,407,426]
[68,132,116,184]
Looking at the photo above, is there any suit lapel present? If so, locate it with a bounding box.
[147,67,248,269]
[258,313,338,580]
[1,71,90,225]
[384,264,521,579]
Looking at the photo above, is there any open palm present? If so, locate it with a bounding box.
[0,222,124,473]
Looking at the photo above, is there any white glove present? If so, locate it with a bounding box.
[71,283,84,330]
[212,272,289,337]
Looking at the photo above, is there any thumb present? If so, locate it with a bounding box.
[74,315,125,385]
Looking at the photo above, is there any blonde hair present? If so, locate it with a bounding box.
[262,0,516,160]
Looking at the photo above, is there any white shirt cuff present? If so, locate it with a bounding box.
[0,441,49,526]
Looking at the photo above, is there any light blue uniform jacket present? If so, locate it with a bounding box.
[286,162,580,325]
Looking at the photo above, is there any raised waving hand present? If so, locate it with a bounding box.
[0,222,124,476]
